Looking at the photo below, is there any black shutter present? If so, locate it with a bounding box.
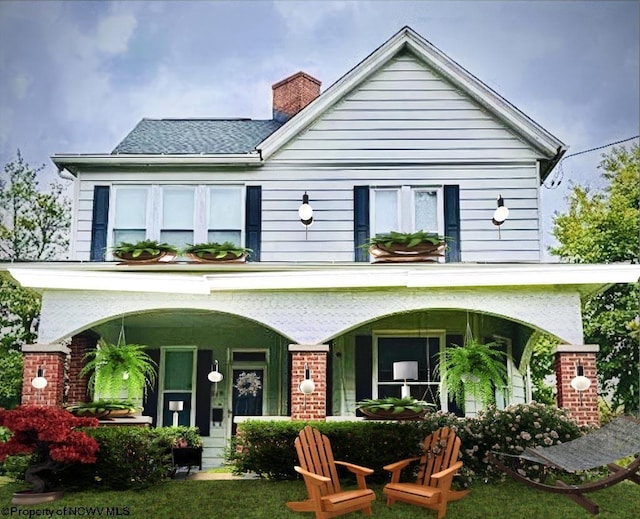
[90,186,110,261]
[353,186,370,262]
[142,349,160,427]
[196,349,213,436]
[245,186,261,262]
[445,334,464,417]
[444,185,461,263]
[355,336,373,416]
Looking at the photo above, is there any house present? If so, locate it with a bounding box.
[7,26,639,467]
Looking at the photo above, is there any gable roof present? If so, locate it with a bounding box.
[257,26,567,178]
[112,118,283,155]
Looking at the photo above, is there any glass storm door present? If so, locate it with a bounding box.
[161,348,196,427]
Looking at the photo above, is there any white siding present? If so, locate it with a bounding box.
[71,53,543,263]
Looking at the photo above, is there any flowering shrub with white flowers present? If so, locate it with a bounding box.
[453,402,585,483]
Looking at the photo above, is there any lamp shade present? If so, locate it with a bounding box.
[169,400,184,412]
[299,378,315,395]
[570,375,591,392]
[208,370,223,383]
[31,376,48,390]
[393,361,418,381]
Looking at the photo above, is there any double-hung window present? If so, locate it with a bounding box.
[112,186,149,245]
[207,186,243,246]
[372,186,443,236]
[161,186,195,249]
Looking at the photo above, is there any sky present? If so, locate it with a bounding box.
[0,0,638,257]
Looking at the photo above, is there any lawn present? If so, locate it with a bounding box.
[1,478,639,518]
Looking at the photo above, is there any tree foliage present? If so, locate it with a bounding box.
[0,151,71,408]
[550,144,640,413]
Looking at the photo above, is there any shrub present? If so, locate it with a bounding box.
[60,427,172,490]
[0,454,33,481]
[228,403,584,486]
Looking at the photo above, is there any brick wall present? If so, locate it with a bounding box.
[21,350,67,406]
[67,331,99,404]
[272,71,321,122]
[289,345,328,421]
[555,346,599,426]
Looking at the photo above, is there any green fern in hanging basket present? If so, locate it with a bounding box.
[79,339,157,402]
[436,339,509,411]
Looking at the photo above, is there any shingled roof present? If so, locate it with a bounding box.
[111,118,283,155]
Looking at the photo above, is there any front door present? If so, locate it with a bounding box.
[230,367,264,435]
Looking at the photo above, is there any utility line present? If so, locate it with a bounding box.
[562,135,639,160]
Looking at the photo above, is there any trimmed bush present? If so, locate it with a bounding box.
[60,426,173,490]
[228,403,584,485]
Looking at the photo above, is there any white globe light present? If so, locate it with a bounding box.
[298,204,313,221]
[570,375,591,392]
[493,205,509,223]
[299,378,315,395]
[31,376,48,389]
[208,371,224,383]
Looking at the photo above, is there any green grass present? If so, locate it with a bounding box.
[0,478,638,518]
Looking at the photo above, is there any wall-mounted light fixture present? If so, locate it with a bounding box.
[31,367,48,390]
[298,363,315,409]
[570,362,592,405]
[208,360,224,397]
[393,361,418,399]
[298,192,314,239]
[492,195,509,239]
[169,400,184,427]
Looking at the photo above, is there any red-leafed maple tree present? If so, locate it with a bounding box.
[0,405,100,493]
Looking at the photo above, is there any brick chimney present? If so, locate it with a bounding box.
[272,71,321,123]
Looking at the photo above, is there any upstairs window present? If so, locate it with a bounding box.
[208,187,243,246]
[372,186,442,236]
[112,187,148,245]
[161,186,195,249]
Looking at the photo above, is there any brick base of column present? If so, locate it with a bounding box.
[67,331,99,404]
[21,344,71,407]
[289,344,328,421]
[554,345,599,427]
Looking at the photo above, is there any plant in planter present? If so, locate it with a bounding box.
[111,239,178,263]
[363,230,447,263]
[0,406,99,503]
[183,241,252,263]
[157,426,203,476]
[79,339,157,406]
[436,338,509,411]
[355,396,435,420]
[65,399,141,419]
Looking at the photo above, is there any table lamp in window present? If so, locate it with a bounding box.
[393,361,418,399]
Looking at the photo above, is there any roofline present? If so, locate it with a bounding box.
[257,26,567,161]
[51,153,263,176]
[5,262,639,296]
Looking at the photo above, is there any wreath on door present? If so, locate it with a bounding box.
[234,371,262,397]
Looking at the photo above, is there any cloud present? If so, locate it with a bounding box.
[274,0,356,34]
[95,13,138,55]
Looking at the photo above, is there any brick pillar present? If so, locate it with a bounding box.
[289,344,328,421]
[554,345,599,427]
[67,331,99,404]
[21,343,71,407]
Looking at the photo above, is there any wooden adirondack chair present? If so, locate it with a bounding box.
[383,426,469,519]
[286,426,376,519]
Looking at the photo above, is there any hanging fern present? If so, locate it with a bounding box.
[436,339,509,410]
[79,339,157,402]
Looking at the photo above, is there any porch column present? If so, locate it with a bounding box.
[21,343,70,407]
[554,345,599,427]
[67,331,99,404]
[289,344,329,421]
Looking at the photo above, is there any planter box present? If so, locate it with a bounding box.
[369,242,445,263]
[171,447,203,474]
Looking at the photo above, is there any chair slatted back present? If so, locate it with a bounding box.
[294,426,342,496]
[416,427,461,487]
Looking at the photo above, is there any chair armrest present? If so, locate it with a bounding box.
[431,460,463,480]
[334,461,374,476]
[383,457,421,473]
[294,465,332,485]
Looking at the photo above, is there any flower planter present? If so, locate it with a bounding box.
[359,408,429,420]
[185,252,247,263]
[369,242,445,263]
[113,251,176,264]
[168,447,203,476]
[12,489,64,505]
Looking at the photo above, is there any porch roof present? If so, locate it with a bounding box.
[6,262,639,297]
